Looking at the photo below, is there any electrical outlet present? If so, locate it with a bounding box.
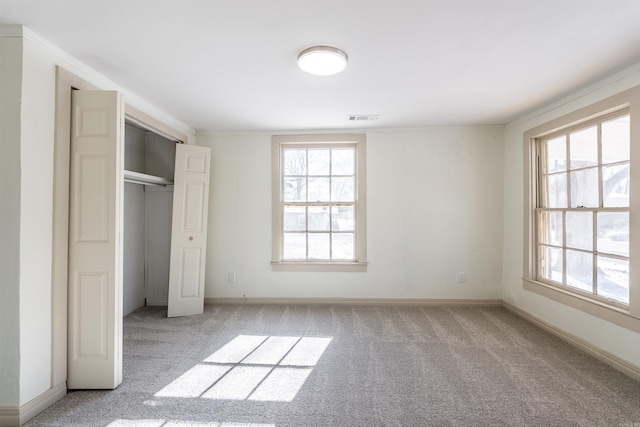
[228,272,237,283]
[457,272,466,283]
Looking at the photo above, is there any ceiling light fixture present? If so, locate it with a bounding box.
[297,46,348,76]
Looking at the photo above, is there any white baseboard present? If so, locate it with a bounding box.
[0,382,66,426]
[0,406,19,427]
[145,297,168,306]
[503,301,640,382]
[204,297,503,307]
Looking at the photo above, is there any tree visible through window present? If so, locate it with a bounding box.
[537,112,630,305]
[272,134,367,271]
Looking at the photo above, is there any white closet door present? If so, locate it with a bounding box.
[167,144,211,317]
[68,90,124,389]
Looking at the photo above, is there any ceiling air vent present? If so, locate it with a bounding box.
[348,114,379,121]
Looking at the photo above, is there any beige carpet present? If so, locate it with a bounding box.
[26,305,640,426]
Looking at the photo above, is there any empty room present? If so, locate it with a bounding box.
[1,1,640,426]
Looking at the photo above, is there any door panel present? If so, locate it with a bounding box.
[167,144,211,317]
[68,90,123,389]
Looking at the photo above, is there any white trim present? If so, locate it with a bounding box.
[0,383,66,426]
[198,125,505,137]
[0,407,19,427]
[204,297,503,307]
[270,261,368,272]
[271,133,367,271]
[523,278,640,333]
[508,62,640,127]
[523,84,640,326]
[503,301,640,383]
[145,297,168,307]
[19,383,66,425]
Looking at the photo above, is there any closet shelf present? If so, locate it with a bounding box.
[124,170,173,186]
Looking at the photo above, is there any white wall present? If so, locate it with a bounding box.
[199,127,504,300]
[124,183,146,316]
[502,64,640,368]
[123,125,147,316]
[18,33,57,406]
[0,34,23,408]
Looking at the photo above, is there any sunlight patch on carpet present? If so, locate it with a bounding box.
[248,367,312,402]
[204,335,268,364]
[202,366,272,400]
[155,335,332,402]
[155,365,231,398]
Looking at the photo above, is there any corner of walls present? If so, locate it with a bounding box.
[0,28,23,408]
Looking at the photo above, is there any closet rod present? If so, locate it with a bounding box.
[124,170,173,187]
[124,178,168,187]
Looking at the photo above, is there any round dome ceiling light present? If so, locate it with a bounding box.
[297,46,348,76]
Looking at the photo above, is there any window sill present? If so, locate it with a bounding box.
[271,261,368,272]
[522,278,640,333]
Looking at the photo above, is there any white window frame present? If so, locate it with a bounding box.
[271,133,367,272]
[523,85,640,332]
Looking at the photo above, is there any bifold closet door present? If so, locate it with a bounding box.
[68,90,124,389]
[167,144,211,317]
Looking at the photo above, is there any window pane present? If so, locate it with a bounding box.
[308,149,330,175]
[275,135,364,267]
[284,149,306,175]
[308,206,330,231]
[539,245,562,283]
[546,173,567,208]
[566,211,592,251]
[308,233,329,259]
[283,206,306,231]
[570,168,598,208]
[332,205,354,232]
[597,212,629,257]
[539,211,562,246]
[308,178,330,202]
[546,136,566,173]
[603,163,629,207]
[566,249,593,293]
[332,233,354,260]
[602,115,630,164]
[284,177,306,202]
[569,126,597,169]
[284,233,306,259]
[331,177,354,202]
[597,256,629,304]
[332,148,354,175]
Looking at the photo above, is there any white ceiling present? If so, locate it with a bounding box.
[2,1,639,132]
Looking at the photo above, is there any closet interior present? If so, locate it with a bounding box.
[123,120,177,316]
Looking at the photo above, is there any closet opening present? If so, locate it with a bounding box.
[123,120,178,316]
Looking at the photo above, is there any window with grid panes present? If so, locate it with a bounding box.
[272,134,367,271]
[537,111,630,305]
